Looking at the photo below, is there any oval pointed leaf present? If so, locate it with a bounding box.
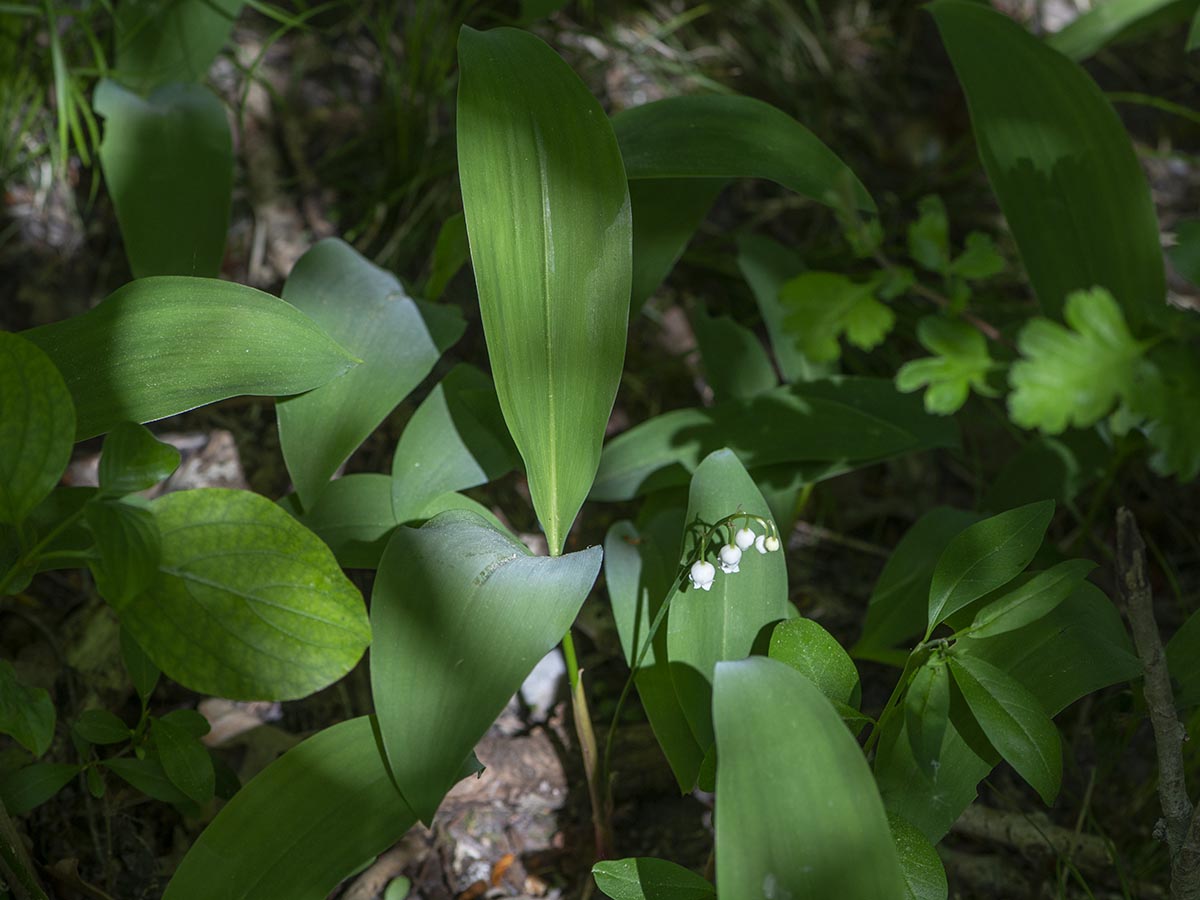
[86,497,161,604]
[371,509,601,821]
[22,278,357,440]
[691,305,778,402]
[74,709,131,746]
[628,178,726,311]
[277,239,464,508]
[768,617,861,708]
[889,813,948,900]
[0,660,56,757]
[458,26,632,554]
[116,488,370,700]
[0,332,74,525]
[930,0,1165,326]
[904,660,950,777]
[0,763,80,816]
[593,858,714,900]
[114,0,243,93]
[928,500,1054,630]
[967,558,1097,639]
[714,657,905,899]
[98,422,181,496]
[152,715,215,805]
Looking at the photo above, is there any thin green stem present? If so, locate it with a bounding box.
[0,505,88,596]
[863,647,926,755]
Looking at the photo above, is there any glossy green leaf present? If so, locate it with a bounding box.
[690,305,778,402]
[948,653,1061,804]
[0,661,55,757]
[895,317,998,416]
[1167,606,1200,707]
[667,451,789,762]
[425,211,470,301]
[277,239,463,508]
[904,659,950,777]
[0,332,74,525]
[74,709,131,746]
[392,364,516,520]
[165,717,423,900]
[114,0,243,93]
[854,508,980,663]
[768,617,861,708]
[713,657,905,899]
[889,813,948,900]
[86,497,161,604]
[458,26,632,555]
[115,488,370,700]
[94,79,232,278]
[1047,0,1198,61]
[371,510,601,821]
[628,178,726,311]
[613,94,873,212]
[931,0,1165,325]
[0,762,79,816]
[98,422,180,496]
[966,558,1096,639]
[780,271,894,363]
[593,858,714,900]
[927,500,1054,630]
[121,628,160,702]
[593,378,956,502]
[22,277,357,441]
[104,757,192,806]
[152,714,215,805]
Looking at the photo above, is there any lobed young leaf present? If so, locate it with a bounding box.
[895,316,997,415]
[779,271,894,363]
[907,196,950,275]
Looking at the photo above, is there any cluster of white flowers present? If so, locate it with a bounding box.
[687,521,781,592]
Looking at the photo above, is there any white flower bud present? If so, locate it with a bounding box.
[754,534,768,554]
[765,535,781,552]
[689,560,716,591]
[718,543,742,574]
[734,527,757,551]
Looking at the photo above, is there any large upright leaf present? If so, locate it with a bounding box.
[457,26,632,555]
[115,489,370,700]
[371,510,601,821]
[164,717,417,900]
[114,0,244,94]
[667,450,789,760]
[690,305,778,402]
[0,332,74,525]
[22,278,357,440]
[713,657,905,899]
[276,239,464,508]
[931,1,1165,326]
[95,80,232,279]
[626,178,726,310]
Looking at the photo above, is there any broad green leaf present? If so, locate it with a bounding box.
[927,500,1054,629]
[116,488,370,700]
[1170,220,1200,286]
[613,94,873,212]
[593,858,714,900]
[391,364,516,520]
[371,510,601,821]
[895,317,997,415]
[768,617,861,708]
[853,508,980,663]
[0,332,74,525]
[736,234,828,382]
[425,211,469,301]
[23,277,357,441]
[21,488,95,576]
[0,762,79,816]
[0,661,55,757]
[104,757,192,806]
[98,422,180,496]
[627,178,726,311]
[164,718,421,900]
[114,0,243,93]
[889,813,949,900]
[667,451,789,763]
[74,709,130,745]
[458,26,632,555]
[713,657,905,899]
[605,514,705,792]
[931,0,1165,325]
[907,196,950,274]
[1125,345,1200,481]
[121,628,160,702]
[690,305,778,402]
[277,239,463,508]
[1047,0,1198,61]
[152,714,215,805]
[780,272,894,363]
[159,708,211,739]
[1167,606,1200,707]
[948,653,1062,804]
[904,659,950,777]
[86,497,161,604]
[966,559,1096,639]
[1009,288,1145,433]
[94,80,232,278]
[950,232,1005,281]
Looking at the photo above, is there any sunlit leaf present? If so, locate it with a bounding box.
[780,272,893,363]
[768,617,861,708]
[895,317,997,416]
[98,422,180,496]
[965,559,1096,639]
[592,858,714,900]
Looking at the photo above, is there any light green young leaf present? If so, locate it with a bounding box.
[0,661,55,757]
[927,500,1054,629]
[949,232,1005,280]
[114,0,243,93]
[889,813,949,900]
[458,26,632,555]
[714,657,906,899]
[23,277,357,441]
[118,489,370,700]
[592,858,714,900]
[768,617,861,708]
[98,422,180,496]
[152,714,215,805]
[1009,288,1144,433]
[0,331,74,526]
[907,196,950,274]
[690,305,778,402]
[905,659,950,778]
[86,497,161,604]
[780,271,894,363]
[948,653,1062,805]
[966,558,1097,639]
[896,317,997,415]
[94,80,232,278]
[277,239,464,509]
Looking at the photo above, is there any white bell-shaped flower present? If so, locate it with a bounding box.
[765,535,781,552]
[718,543,742,574]
[689,560,716,591]
[734,527,757,551]
[754,534,769,554]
